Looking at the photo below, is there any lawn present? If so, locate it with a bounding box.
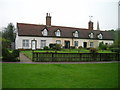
[21,49,113,60]
[2,63,118,88]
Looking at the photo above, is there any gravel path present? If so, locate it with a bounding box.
[19,53,32,62]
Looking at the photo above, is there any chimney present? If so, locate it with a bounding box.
[88,21,93,30]
[97,21,100,30]
[46,13,51,26]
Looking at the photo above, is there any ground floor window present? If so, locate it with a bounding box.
[90,42,94,47]
[22,40,29,48]
[74,41,78,47]
[41,40,46,48]
[56,40,61,44]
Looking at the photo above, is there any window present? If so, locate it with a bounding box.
[90,42,94,47]
[55,29,61,36]
[98,33,103,39]
[73,31,79,37]
[89,33,94,38]
[41,40,46,48]
[23,40,29,48]
[56,40,61,44]
[74,41,78,47]
[42,29,48,36]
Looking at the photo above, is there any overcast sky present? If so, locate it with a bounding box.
[0,0,119,31]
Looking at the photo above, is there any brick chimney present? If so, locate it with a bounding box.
[46,13,51,26]
[88,21,93,30]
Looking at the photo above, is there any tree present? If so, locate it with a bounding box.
[114,29,120,48]
[2,23,15,42]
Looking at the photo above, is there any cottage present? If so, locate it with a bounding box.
[15,13,114,49]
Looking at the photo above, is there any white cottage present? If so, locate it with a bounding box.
[15,13,114,49]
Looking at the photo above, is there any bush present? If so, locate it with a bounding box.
[89,48,98,53]
[12,50,20,57]
[2,48,20,62]
[49,43,56,49]
[78,46,82,49]
[70,46,75,49]
[99,42,108,50]
[49,43,62,50]
[43,46,49,50]
[111,48,120,53]
[55,44,62,50]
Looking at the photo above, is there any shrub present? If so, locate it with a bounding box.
[49,43,56,49]
[99,42,108,50]
[78,46,82,49]
[70,46,75,49]
[43,46,49,50]
[55,44,62,50]
[2,48,20,62]
[12,50,20,57]
[89,48,98,53]
[111,48,120,53]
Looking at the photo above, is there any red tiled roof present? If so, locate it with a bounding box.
[17,23,114,40]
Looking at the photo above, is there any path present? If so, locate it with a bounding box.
[20,53,32,62]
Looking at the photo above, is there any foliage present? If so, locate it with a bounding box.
[114,29,120,48]
[2,48,20,62]
[43,46,49,50]
[99,42,107,50]
[49,43,61,50]
[2,23,15,42]
[78,46,82,49]
[89,48,98,53]
[1,38,11,48]
[111,48,120,53]
[70,46,75,49]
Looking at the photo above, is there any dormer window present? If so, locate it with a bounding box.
[55,29,61,36]
[89,33,94,38]
[98,33,103,39]
[73,31,79,37]
[42,29,48,36]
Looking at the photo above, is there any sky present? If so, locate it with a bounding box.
[0,0,119,31]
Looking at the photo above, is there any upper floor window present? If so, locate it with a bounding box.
[98,33,103,39]
[55,29,61,36]
[73,31,79,37]
[89,33,94,38]
[42,29,48,36]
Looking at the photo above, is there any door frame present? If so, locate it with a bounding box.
[31,40,37,50]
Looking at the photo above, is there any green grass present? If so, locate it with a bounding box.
[21,49,113,60]
[2,63,118,88]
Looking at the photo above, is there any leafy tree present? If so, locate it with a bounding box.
[2,23,15,42]
[99,42,107,50]
[114,29,120,48]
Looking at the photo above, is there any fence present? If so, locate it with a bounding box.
[32,52,120,62]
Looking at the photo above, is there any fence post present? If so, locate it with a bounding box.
[32,52,34,62]
[52,53,54,61]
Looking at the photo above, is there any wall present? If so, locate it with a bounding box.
[15,36,114,49]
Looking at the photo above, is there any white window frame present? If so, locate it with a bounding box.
[90,42,94,47]
[41,40,46,48]
[98,33,103,39]
[55,29,61,36]
[73,31,79,37]
[42,29,48,36]
[89,33,94,38]
[74,41,78,47]
[22,40,29,48]
[56,40,61,44]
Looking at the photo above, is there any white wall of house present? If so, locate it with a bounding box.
[15,35,114,49]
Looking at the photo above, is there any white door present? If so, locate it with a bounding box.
[32,40,36,50]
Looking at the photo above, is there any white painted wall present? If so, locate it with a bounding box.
[15,35,114,49]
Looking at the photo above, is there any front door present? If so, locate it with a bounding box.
[31,40,37,50]
[65,41,70,48]
[83,42,87,48]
